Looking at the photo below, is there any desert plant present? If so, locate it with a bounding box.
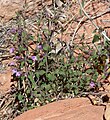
[1,1,110,119]
[8,12,102,117]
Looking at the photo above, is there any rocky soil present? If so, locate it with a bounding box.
[0,0,110,120]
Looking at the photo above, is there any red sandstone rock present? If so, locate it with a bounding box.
[0,68,12,93]
[0,0,51,22]
[14,98,105,120]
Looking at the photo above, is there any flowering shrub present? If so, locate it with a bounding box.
[7,9,109,118]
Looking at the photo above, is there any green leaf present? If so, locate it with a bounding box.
[79,9,82,16]
[47,73,55,81]
[81,0,85,7]
[86,69,93,74]
[12,34,17,41]
[39,58,46,67]
[37,34,41,42]
[35,72,40,78]
[74,88,79,95]
[22,31,27,38]
[43,44,50,51]
[27,59,33,64]
[26,89,31,94]
[73,71,78,76]
[92,72,98,81]
[86,76,91,81]
[79,0,84,16]
[51,84,56,89]
[59,70,65,75]
[92,34,101,43]
[54,69,59,74]
[39,70,45,76]
[21,76,25,81]
[65,83,71,89]
[29,35,34,40]
[28,74,36,89]
[45,84,51,91]
[81,33,85,40]
[43,29,51,35]
[77,71,82,76]
[20,61,25,68]
[18,93,23,101]
[92,29,97,33]
[68,69,73,74]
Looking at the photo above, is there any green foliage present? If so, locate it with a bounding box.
[92,34,101,43]
[79,0,85,16]
[8,10,110,118]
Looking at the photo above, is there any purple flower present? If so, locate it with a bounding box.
[15,56,21,60]
[31,56,37,61]
[12,69,21,77]
[10,48,15,53]
[18,28,23,35]
[24,73,27,77]
[9,62,15,66]
[37,45,43,50]
[49,42,53,47]
[90,81,95,88]
[16,71,21,77]
[12,69,17,74]
[10,28,17,34]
